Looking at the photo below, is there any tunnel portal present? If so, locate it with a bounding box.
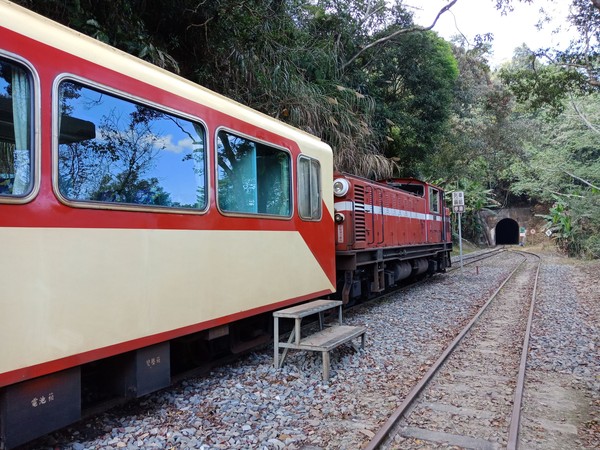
[495,218,520,245]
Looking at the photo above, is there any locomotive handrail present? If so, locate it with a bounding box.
[365,185,375,245]
[376,187,384,245]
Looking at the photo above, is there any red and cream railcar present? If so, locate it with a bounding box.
[333,173,452,303]
[0,1,334,446]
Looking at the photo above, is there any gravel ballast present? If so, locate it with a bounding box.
[28,250,599,449]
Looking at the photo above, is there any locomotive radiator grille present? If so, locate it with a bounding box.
[354,185,367,242]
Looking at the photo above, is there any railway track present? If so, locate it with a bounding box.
[375,246,506,301]
[366,250,540,449]
[26,248,598,450]
[449,246,506,271]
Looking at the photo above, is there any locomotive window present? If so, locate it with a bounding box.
[388,182,423,196]
[429,187,440,213]
[56,80,206,210]
[0,57,33,198]
[298,156,321,220]
[217,130,291,217]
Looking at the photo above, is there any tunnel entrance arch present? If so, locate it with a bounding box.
[495,218,520,245]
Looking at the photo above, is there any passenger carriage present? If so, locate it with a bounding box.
[0,1,334,447]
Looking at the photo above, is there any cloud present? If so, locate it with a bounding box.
[155,134,196,154]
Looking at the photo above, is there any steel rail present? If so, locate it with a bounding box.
[507,251,541,449]
[449,246,506,271]
[346,247,504,308]
[356,247,506,307]
[365,251,528,450]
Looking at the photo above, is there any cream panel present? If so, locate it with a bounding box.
[0,227,333,374]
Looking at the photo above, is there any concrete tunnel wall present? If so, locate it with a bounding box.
[479,206,548,247]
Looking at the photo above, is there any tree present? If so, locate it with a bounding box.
[366,30,458,175]
[509,93,600,257]
[419,37,531,203]
[497,0,600,113]
[14,0,179,72]
[493,0,600,258]
[15,0,463,179]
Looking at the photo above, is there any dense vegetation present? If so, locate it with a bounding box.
[13,0,600,258]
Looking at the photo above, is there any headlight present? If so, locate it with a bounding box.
[334,212,345,223]
[333,178,350,197]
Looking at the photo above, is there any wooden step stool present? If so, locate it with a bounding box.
[273,300,366,381]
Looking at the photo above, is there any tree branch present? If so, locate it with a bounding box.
[341,0,459,71]
[563,170,600,190]
[548,190,586,198]
[361,3,387,28]
[568,93,600,136]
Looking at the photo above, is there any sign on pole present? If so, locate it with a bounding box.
[452,191,464,207]
[452,191,465,270]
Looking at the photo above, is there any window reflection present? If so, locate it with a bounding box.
[298,156,321,220]
[57,80,206,210]
[0,57,33,197]
[217,130,291,216]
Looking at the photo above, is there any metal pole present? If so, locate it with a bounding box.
[458,212,463,270]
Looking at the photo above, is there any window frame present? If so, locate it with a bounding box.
[297,155,322,221]
[215,126,293,220]
[0,51,41,204]
[429,186,440,214]
[52,74,210,214]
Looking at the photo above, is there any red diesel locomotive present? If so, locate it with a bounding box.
[333,173,452,304]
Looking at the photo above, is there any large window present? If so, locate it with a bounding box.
[217,130,291,217]
[57,80,206,210]
[298,156,321,220]
[0,57,33,198]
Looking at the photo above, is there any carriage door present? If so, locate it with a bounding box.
[428,186,441,243]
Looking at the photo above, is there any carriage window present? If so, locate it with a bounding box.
[0,58,33,197]
[429,187,440,213]
[57,80,206,210]
[217,130,291,216]
[298,156,321,220]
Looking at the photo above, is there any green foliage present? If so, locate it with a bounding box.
[497,0,600,114]
[539,192,600,258]
[509,93,600,258]
[367,31,459,175]
[14,0,180,72]
[15,0,462,179]
[420,40,529,209]
[444,178,500,243]
[540,199,572,238]
[490,1,600,257]
[500,59,588,116]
